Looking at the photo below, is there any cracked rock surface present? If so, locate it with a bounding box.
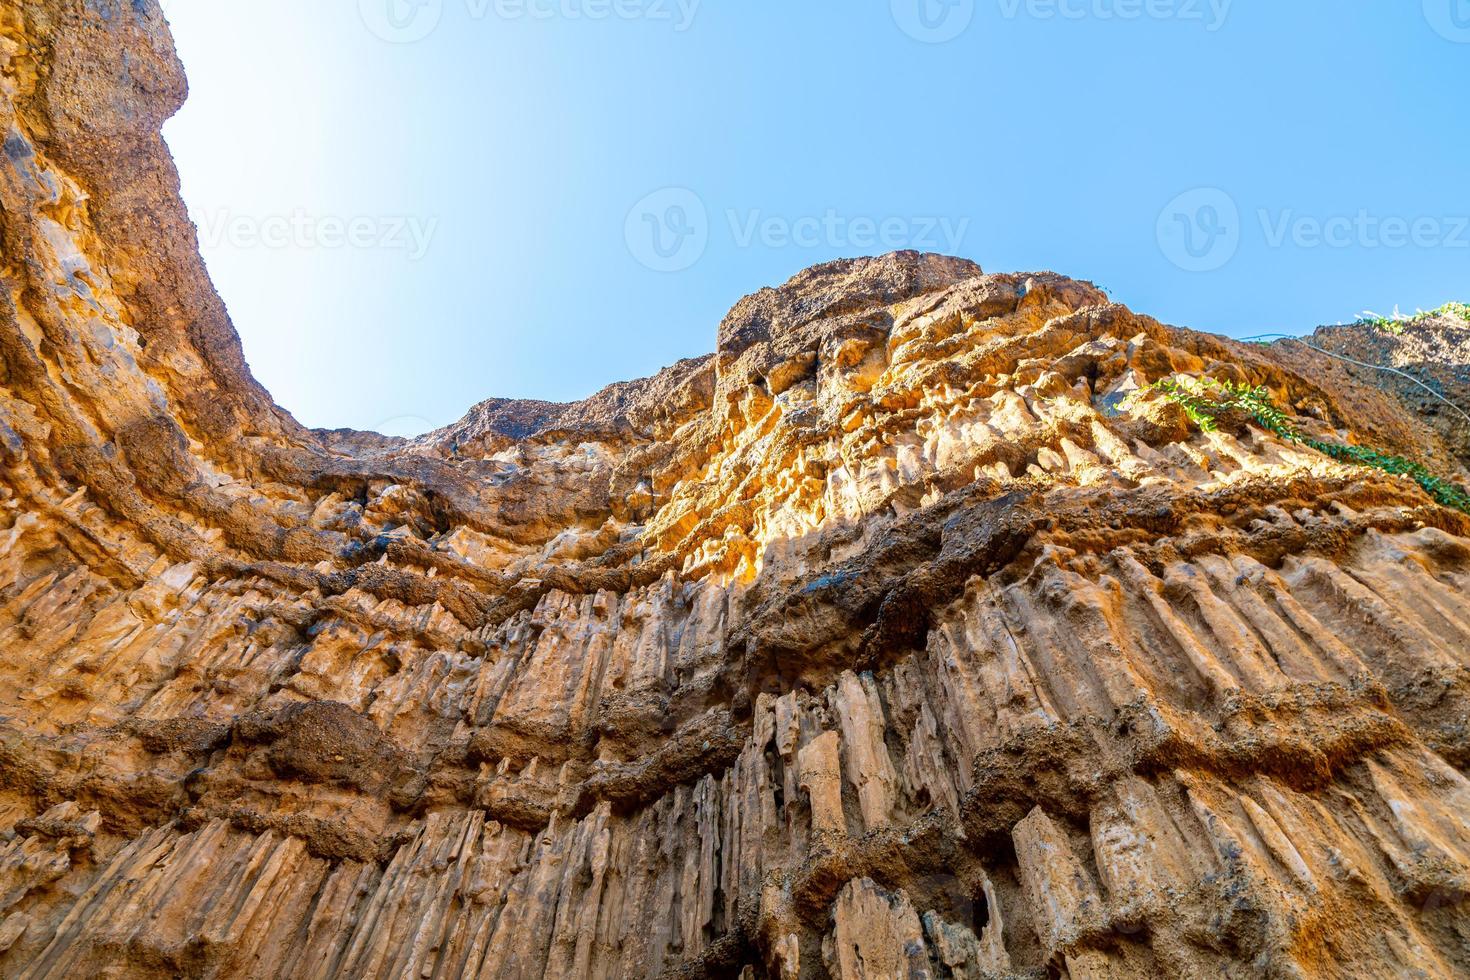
[3,3,1470,977]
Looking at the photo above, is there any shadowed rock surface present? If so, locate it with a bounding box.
[3,2,1470,977]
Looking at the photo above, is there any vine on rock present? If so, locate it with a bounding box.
[1140,376,1470,515]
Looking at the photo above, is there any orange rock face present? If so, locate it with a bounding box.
[3,3,1470,978]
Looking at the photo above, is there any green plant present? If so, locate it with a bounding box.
[1355,302,1470,335]
[1139,376,1470,514]
[1141,377,1224,432]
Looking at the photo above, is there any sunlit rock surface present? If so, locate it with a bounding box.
[3,3,1470,977]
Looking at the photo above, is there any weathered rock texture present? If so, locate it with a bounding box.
[3,3,1470,978]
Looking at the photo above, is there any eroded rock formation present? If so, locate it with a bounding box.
[3,2,1470,977]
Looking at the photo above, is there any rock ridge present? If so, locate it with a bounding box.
[2,3,1470,978]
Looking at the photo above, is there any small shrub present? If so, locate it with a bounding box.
[1138,376,1470,514]
[1355,302,1470,335]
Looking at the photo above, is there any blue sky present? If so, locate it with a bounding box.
[162,1,1470,435]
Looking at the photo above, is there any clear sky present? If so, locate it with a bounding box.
[161,1,1470,435]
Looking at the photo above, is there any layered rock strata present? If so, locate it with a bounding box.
[2,2,1470,977]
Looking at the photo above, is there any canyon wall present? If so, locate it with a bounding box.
[2,2,1470,977]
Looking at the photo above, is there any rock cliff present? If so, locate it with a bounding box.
[3,3,1470,977]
